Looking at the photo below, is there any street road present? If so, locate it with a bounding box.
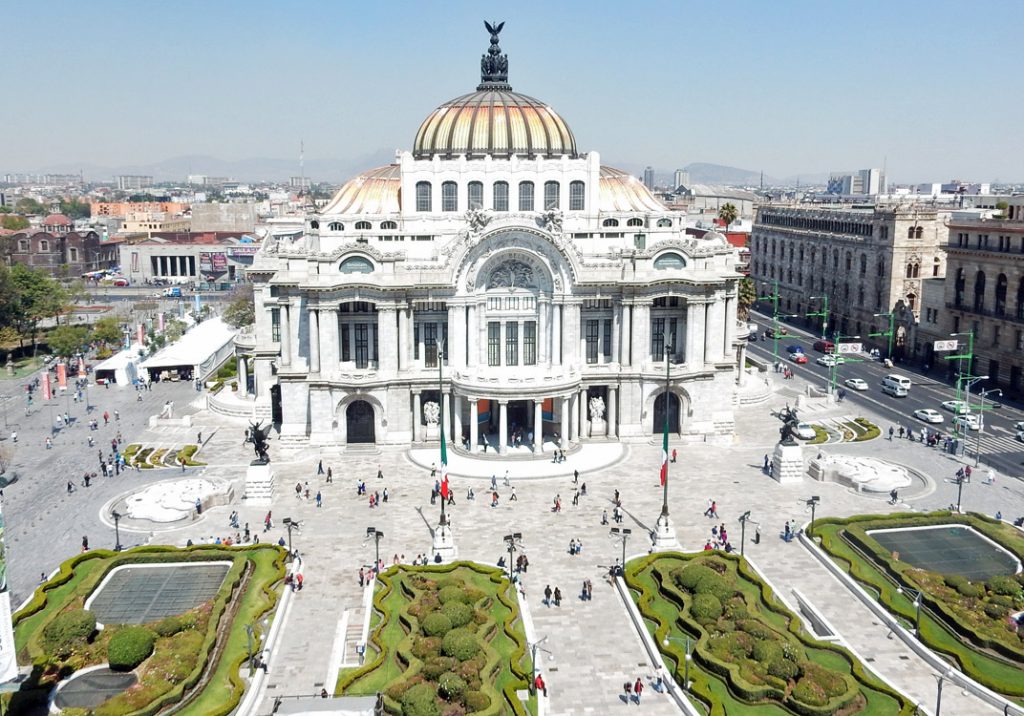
[748,309,1024,479]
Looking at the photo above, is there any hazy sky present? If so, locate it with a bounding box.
[4,0,1022,182]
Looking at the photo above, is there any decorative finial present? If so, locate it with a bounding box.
[479,20,510,90]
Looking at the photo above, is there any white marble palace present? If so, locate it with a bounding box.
[246,26,745,452]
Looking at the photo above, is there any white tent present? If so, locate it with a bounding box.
[94,347,143,386]
[140,318,236,382]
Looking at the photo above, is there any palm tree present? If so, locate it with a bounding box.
[718,203,739,229]
[737,277,757,320]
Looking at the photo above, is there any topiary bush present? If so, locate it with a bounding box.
[957,581,986,599]
[401,682,441,716]
[441,601,474,629]
[438,671,467,701]
[438,585,469,604]
[752,639,783,663]
[441,628,480,661]
[422,612,453,637]
[464,690,489,711]
[792,678,828,706]
[153,615,185,637]
[41,609,97,658]
[673,564,718,592]
[412,636,442,660]
[987,575,1021,597]
[690,593,723,624]
[107,626,155,671]
[984,603,1008,620]
[693,572,734,602]
[944,574,968,591]
[423,656,458,680]
[800,661,847,698]
[767,656,799,681]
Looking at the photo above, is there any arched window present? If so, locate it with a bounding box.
[974,270,986,311]
[543,181,560,210]
[954,268,966,307]
[339,256,374,273]
[627,218,644,227]
[859,254,867,276]
[518,181,534,211]
[441,181,458,212]
[467,181,483,209]
[995,273,1008,316]
[1017,277,1024,320]
[915,227,924,239]
[845,252,852,271]
[380,220,397,230]
[912,263,920,278]
[932,257,941,277]
[309,221,319,230]
[906,293,917,311]
[907,227,916,239]
[906,263,913,278]
[355,221,371,230]
[653,252,686,270]
[833,250,839,270]
[416,181,432,212]
[328,222,344,231]
[602,218,619,227]
[656,218,672,228]
[39,240,49,251]
[569,180,585,211]
[493,181,509,212]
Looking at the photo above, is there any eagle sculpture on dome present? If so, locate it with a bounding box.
[480,21,509,86]
[484,20,504,44]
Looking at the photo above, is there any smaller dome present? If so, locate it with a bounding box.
[43,213,71,226]
[701,230,729,245]
[321,165,401,216]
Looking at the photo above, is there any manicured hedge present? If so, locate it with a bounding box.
[108,626,155,671]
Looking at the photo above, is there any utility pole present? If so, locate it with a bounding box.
[972,388,1000,467]
[945,331,975,440]
[870,312,896,361]
[807,295,830,341]
[758,279,782,362]
[830,334,863,398]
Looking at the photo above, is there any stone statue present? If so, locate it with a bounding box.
[489,260,535,290]
[160,401,174,419]
[539,208,563,235]
[465,274,476,292]
[465,208,491,233]
[247,420,271,464]
[423,401,441,426]
[480,21,509,85]
[588,396,605,421]
[771,405,800,447]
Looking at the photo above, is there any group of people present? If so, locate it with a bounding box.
[543,584,563,607]
[773,361,797,380]
[890,424,958,452]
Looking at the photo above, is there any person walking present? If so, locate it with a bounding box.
[377,464,384,480]
[671,448,677,463]
[317,460,324,475]
[316,491,322,508]
[81,535,89,552]
[553,587,562,606]
[888,426,895,441]
[326,467,332,483]
[544,584,552,606]
[634,677,644,704]
[509,486,517,501]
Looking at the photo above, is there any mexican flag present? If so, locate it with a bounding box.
[440,418,450,499]
[660,406,669,486]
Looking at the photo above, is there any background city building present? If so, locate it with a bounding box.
[115,175,154,190]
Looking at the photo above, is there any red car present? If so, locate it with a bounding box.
[789,352,808,364]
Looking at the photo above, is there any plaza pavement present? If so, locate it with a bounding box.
[10,359,1023,715]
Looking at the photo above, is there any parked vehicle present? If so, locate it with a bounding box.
[795,422,816,440]
[813,340,835,353]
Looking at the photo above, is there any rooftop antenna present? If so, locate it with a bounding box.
[760,171,763,190]
[300,139,305,195]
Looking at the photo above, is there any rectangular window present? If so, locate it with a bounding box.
[519,182,534,211]
[651,317,666,358]
[505,322,519,366]
[424,323,438,367]
[341,323,351,361]
[354,324,369,368]
[442,182,457,212]
[585,319,599,364]
[413,323,419,360]
[544,181,560,210]
[524,321,536,365]
[488,322,500,366]
[993,325,1000,346]
[493,182,509,211]
[468,182,483,209]
[1016,330,1023,350]
[569,181,585,211]
[271,308,281,342]
[603,319,612,358]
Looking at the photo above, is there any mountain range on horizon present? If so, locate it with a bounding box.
[7,155,993,188]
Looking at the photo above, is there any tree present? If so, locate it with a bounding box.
[92,316,124,346]
[222,283,255,328]
[10,265,69,352]
[718,203,739,229]
[737,277,757,320]
[66,279,91,305]
[0,326,19,363]
[0,215,29,231]
[59,198,90,220]
[47,325,90,358]
[14,198,45,216]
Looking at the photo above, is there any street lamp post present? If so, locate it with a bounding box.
[112,510,123,552]
[956,373,987,445]
[738,511,752,556]
[945,331,975,439]
[953,473,966,513]
[662,635,693,691]
[503,532,522,582]
[829,334,861,397]
[758,280,782,362]
[973,388,1000,467]
[528,636,550,695]
[807,295,830,340]
[610,527,631,575]
[897,586,924,636]
[282,517,299,558]
[432,338,455,560]
[806,496,820,538]
[870,312,895,361]
[366,527,384,573]
[653,332,677,549]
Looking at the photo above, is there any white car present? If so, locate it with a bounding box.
[794,422,817,440]
[941,400,971,415]
[913,408,944,424]
[953,414,982,431]
[816,354,847,367]
[844,378,868,391]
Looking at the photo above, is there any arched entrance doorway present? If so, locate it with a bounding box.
[346,400,375,443]
[652,392,681,435]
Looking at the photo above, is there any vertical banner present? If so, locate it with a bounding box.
[137,323,145,346]
[0,501,19,682]
[43,372,51,400]
[57,362,68,391]
[78,357,86,378]
[158,312,165,333]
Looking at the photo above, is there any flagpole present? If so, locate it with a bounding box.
[437,338,447,533]
[660,331,671,521]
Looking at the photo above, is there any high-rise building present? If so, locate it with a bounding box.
[116,175,154,191]
[673,169,689,189]
[826,168,886,196]
[643,166,655,190]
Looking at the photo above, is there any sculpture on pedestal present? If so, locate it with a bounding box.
[423,401,440,426]
[247,420,271,464]
[771,405,800,446]
[588,396,605,422]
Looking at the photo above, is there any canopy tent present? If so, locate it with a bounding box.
[140,318,236,383]
[93,347,143,386]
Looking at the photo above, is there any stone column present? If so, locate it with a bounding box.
[237,355,248,395]
[478,301,488,366]
[498,400,508,455]
[469,399,479,453]
[607,386,617,437]
[633,302,650,368]
[412,391,422,443]
[443,392,451,443]
[534,399,543,451]
[560,397,570,449]
[467,304,477,367]
[551,304,561,367]
[579,387,588,438]
[562,303,579,368]
[279,302,292,367]
[724,295,737,355]
[611,303,620,365]
[737,343,748,385]
[307,308,320,374]
[685,301,704,367]
[570,391,579,440]
[704,300,724,363]
[320,307,338,376]
[397,304,410,371]
[453,394,463,446]
[620,303,631,366]
[449,305,464,369]
[538,301,548,364]
[377,307,397,374]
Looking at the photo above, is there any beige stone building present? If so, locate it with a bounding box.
[749,205,948,354]
[917,199,1024,397]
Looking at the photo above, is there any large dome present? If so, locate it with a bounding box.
[412,22,577,160]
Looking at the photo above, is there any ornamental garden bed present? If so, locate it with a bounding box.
[625,552,914,715]
[814,511,1024,700]
[9,544,285,716]
[338,562,533,715]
